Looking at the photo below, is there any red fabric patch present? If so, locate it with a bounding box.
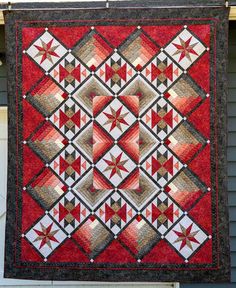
[22,190,44,232]
[188,192,212,234]
[96,26,136,47]
[188,97,210,139]
[22,27,45,50]
[21,238,43,262]
[188,52,210,93]
[188,145,211,187]
[22,100,45,139]
[142,240,184,263]
[96,240,136,263]
[23,145,44,186]
[142,25,183,46]
[48,239,89,262]
[22,55,44,95]
[49,26,90,48]
[188,24,211,47]
[189,239,212,264]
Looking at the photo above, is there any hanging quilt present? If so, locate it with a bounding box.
[4,7,230,282]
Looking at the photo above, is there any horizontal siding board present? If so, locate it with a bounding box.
[229,207,236,221]
[228,132,236,146]
[227,148,236,161]
[228,163,236,176]
[228,117,236,131]
[231,252,236,268]
[230,223,236,236]
[228,88,236,102]
[228,177,236,191]
[229,191,236,205]
[229,73,236,88]
[227,106,236,117]
[229,61,236,73]
[228,103,236,116]
[231,238,236,251]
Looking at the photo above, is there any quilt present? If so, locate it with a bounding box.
[4,7,230,282]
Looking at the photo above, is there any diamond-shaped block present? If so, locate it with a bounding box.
[27,77,68,116]
[50,144,91,187]
[74,123,93,162]
[165,169,207,210]
[122,75,160,114]
[141,192,183,235]
[139,124,159,161]
[49,191,90,234]
[25,215,67,258]
[165,122,205,163]
[25,31,67,72]
[141,144,183,187]
[50,98,91,140]
[94,97,137,140]
[49,53,90,93]
[95,191,137,235]
[74,77,111,114]
[72,215,113,259]
[74,170,112,208]
[95,53,136,93]
[27,168,67,209]
[72,30,113,71]
[164,75,206,115]
[165,215,208,259]
[28,122,68,163]
[118,216,160,258]
[141,97,182,140]
[141,51,183,93]
[164,28,206,70]
[95,145,137,189]
[122,170,160,209]
[120,30,159,71]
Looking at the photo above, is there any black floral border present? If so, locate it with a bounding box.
[4,7,230,282]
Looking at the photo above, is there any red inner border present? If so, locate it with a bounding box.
[14,17,219,270]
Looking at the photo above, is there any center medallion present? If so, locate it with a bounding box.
[92,95,139,189]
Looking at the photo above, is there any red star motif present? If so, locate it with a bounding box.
[33,222,59,249]
[172,37,198,62]
[34,39,60,64]
[173,223,200,251]
[103,152,129,179]
[103,106,129,132]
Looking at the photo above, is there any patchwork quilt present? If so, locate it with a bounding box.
[4,7,230,282]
